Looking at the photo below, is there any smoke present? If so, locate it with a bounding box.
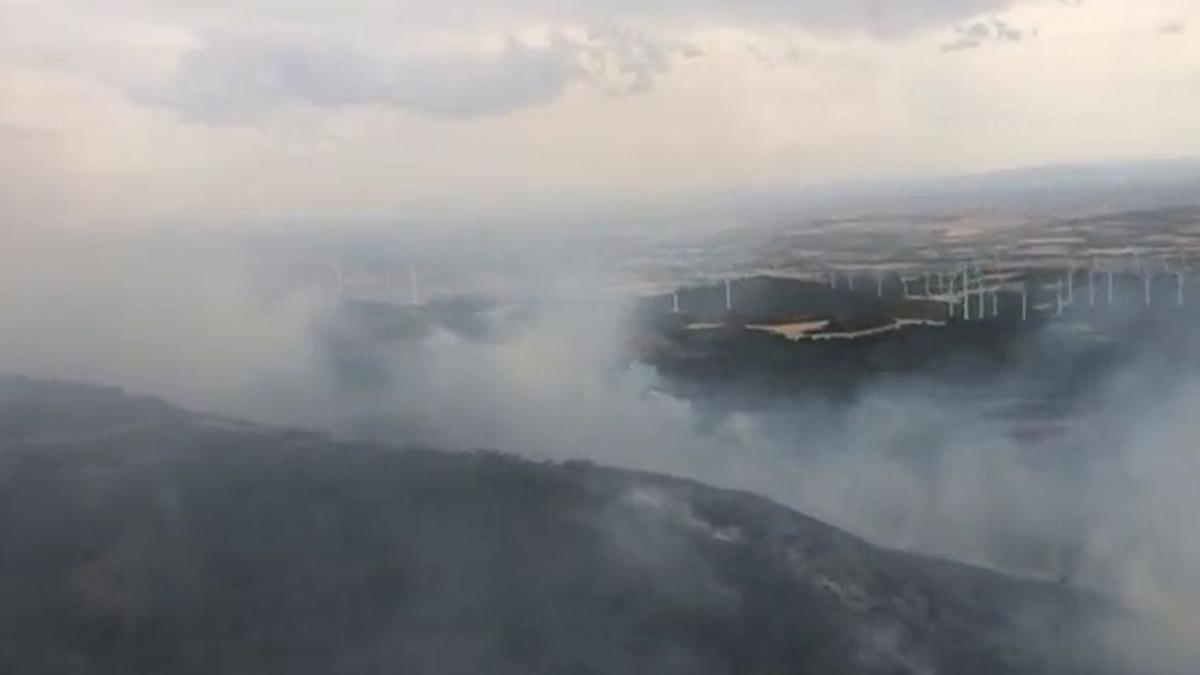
[0,230,323,420]
[4,226,1200,663]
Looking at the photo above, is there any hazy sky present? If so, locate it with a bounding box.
[2,0,1197,229]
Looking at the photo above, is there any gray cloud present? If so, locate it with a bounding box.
[941,17,1030,52]
[138,29,701,122]
[13,0,1028,125]
[137,33,579,122]
[582,27,703,94]
[687,0,1016,36]
[1158,20,1186,35]
[70,0,1020,38]
[419,0,1018,38]
[744,43,809,71]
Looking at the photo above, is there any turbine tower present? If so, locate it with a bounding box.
[725,278,733,311]
[946,272,956,318]
[410,267,420,305]
[961,266,970,321]
[1088,263,1096,306]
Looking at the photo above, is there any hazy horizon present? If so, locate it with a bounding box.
[4,0,1199,231]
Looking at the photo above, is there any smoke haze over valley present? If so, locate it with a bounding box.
[8,199,1200,672]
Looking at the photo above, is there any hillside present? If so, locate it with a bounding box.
[0,377,1183,674]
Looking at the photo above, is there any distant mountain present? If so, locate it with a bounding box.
[658,157,1200,227]
[940,157,1200,189]
[792,158,1200,220]
[916,157,1200,212]
[0,376,1187,674]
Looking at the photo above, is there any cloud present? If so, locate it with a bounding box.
[1157,20,1186,36]
[136,29,702,122]
[136,33,578,122]
[413,0,1019,38]
[54,0,1020,39]
[582,27,704,94]
[941,17,1030,52]
[642,0,1017,36]
[0,122,57,140]
[744,43,810,71]
[6,0,1199,229]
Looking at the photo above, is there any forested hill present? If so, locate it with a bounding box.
[0,376,1183,674]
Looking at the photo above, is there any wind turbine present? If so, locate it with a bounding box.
[1166,256,1186,308]
[961,265,970,321]
[946,272,957,318]
[1088,261,1096,307]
